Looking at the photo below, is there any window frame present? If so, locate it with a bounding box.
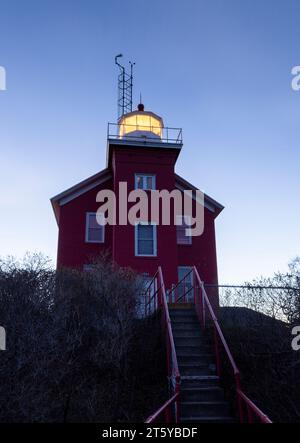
[85,212,105,244]
[134,173,156,190]
[134,222,157,257]
[176,215,192,245]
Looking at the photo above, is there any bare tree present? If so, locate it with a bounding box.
[219,257,300,422]
[220,257,300,323]
[0,253,165,422]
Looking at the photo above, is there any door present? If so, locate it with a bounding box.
[177,266,194,303]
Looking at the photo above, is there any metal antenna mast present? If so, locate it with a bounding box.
[115,54,135,119]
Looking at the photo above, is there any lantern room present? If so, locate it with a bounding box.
[118,103,164,140]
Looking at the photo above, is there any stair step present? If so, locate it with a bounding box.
[178,354,214,365]
[171,322,201,330]
[169,310,197,317]
[177,347,212,355]
[171,320,199,325]
[175,343,211,357]
[181,386,224,402]
[179,363,216,376]
[170,317,199,324]
[174,337,210,347]
[173,331,203,338]
[181,401,229,417]
[169,305,195,309]
[170,315,198,321]
[181,416,235,423]
[181,375,219,388]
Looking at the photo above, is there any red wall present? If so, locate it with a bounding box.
[57,178,113,268]
[111,146,179,288]
[177,208,219,310]
[178,209,218,284]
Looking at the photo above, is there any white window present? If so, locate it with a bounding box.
[135,174,156,190]
[135,223,157,256]
[176,215,192,245]
[85,212,105,243]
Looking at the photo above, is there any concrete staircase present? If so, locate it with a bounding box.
[169,306,235,423]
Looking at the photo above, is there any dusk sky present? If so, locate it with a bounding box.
[0,0,299,283]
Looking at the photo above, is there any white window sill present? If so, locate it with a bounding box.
[85,240,105,244]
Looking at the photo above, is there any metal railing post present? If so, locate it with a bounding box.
[236,375,244,423]
[202,285,206,329]
[247,405,254,423]
[214,327,221,378]
[175,377,181,423]
[165,398,172,423]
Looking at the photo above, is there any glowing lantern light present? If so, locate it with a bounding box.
[118,104,163,140]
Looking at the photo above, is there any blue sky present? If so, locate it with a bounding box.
[0,0,299,283]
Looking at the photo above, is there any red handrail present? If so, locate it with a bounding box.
[145,392,180,423]
[144,267,181,423]
[158,267,180,380]
[194,267,239,376]
[237,390,272,423]
[193,266,272,424]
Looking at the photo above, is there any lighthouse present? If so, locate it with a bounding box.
[51,60,223,300]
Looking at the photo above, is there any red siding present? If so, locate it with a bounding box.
[177,208,219,310]
[111,146,179,288]
[57,178,113,268]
